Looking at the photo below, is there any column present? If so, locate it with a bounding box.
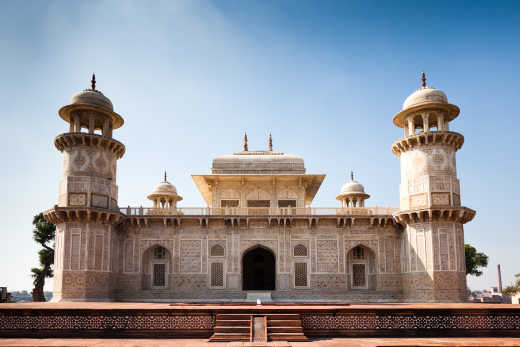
[88,113,95,134]
[408,117,415,136]
[103,118,109,137]
[421,112,429,133]
[437,113,444,131]
[73,113,81,132]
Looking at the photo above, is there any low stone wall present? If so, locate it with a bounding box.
[0,309,214,338]
[0,304,519,338]
[302,308,520,337]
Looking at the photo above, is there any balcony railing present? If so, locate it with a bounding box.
[120,206,398,216]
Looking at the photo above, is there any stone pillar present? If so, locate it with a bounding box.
[88,113,95,134]
[421,112,429,133]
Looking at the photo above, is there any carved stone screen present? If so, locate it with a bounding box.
[210,245,224,257]
[278,200,296,208]
[221,200,239,208]
[294,244,308,257]
[247,200,270,207]
[153,264,166,287]
[295,262,308,287]
[352,264,366,288]
[211,262,224,287]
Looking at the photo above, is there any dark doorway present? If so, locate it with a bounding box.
[242,247,275,290]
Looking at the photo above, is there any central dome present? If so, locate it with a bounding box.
[212,151,305,174]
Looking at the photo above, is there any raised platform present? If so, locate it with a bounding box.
[0,302,519,340]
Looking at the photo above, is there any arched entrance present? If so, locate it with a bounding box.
[242,247,275,290]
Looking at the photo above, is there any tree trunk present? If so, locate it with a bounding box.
[31,265,49,302]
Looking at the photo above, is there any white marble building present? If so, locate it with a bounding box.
[44,73,475,302]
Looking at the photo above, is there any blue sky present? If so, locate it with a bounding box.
[1,1,519,292]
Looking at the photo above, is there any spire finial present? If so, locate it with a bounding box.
[164,171,167,182]
[350,170,354,181]
[91,73,96,90]
[244,132,248,152]
[421,71,426,88]
[268,133,273,151]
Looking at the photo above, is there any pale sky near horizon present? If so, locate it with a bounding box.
[1,1,519,293]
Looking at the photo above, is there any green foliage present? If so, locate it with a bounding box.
[31,213,55,301]
[502,276,520,296]
[465,244,488,277]
[32,213,55,247]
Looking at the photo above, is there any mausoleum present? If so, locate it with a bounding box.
[44,73,475,302]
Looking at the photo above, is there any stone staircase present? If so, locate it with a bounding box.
[209,313,252,342]
[267,313,308,342]
[209,313,308,342]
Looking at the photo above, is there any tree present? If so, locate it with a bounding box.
[502,274,520,296]
[464,244,488,277]
[31,213,55,302]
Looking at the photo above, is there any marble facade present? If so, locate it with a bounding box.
[44,74,475,302]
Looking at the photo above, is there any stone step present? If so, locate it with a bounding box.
[216,313,252,320]
[214,326,250,333]
[268,326,303,333]
[216,319,251,326]
[269,332,308,341]
[265,314,301,320]
[268,319,302,327]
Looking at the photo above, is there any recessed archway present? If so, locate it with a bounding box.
[242,246,275,291]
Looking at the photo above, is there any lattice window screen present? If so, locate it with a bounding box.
[294,244,308,257]
[211,262,224,287]
[295,262,308,287]
[210,244,225,257]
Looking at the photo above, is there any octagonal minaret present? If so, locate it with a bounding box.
[44,75,125,301]
[392,73,475,301]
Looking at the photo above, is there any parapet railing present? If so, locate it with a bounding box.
[120,206,398,216]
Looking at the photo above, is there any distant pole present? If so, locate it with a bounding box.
[497,264,503,293]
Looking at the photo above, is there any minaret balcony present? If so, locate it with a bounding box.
[54,132,125,159]
[43,205,123,225]
[392,131,464,157]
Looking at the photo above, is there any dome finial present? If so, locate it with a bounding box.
[350,170,354,181]
[244,132,248,152]
[421,71,426,88]
[91,73,96,90]
[268,133,273,151]
[164,171,167,182]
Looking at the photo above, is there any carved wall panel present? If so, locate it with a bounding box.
[317,239,338,273]
[431,192,450,206]
[69,193,87,206]
[180,240,202,273]
[410,193,427,209]
[91,193,109,209]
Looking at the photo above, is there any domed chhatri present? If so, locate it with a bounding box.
[393,72,459,129]
[402,87,448,110]
[70,89,114,112]
[147,172,183,208]
[336,171,370,208]
[58,74,124,131]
